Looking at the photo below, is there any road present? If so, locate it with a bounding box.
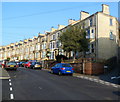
[2,67,119,101]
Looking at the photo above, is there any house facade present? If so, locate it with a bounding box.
[0,4,119,62]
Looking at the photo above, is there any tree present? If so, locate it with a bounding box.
[6,57,10,61]
[59,25,89,60]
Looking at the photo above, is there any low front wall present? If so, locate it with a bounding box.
[84,62,104,75]
[70,63,83,73]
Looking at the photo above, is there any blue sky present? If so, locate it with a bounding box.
[1,2,118,46]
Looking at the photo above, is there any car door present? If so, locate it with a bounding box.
[52,64,57,73]
[56,64,61,73]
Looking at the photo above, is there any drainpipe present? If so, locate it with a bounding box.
[95,13,99,62]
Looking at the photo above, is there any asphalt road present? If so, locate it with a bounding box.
[2,67,120,101]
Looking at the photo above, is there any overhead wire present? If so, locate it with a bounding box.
[2,3,100,21]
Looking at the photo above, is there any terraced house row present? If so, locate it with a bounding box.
[0,4,120,62]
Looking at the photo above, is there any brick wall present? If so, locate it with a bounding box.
[84,62,104,75]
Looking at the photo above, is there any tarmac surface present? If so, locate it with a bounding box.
[2,67,120,100]
[0,66,120,87]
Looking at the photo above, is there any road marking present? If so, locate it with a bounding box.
[89,78,94,81]
[104,82,110,85]
[77,76,83,78]
[9,79,11,81]
[111,76,116,79]
[111,84,118,88]
[111,83,116,86]
[84,77,88,79]
[100,82,105,84]
[94,80,99,83]
[111,76,120,79]
[112,85,118,88]
[78,76,83,78]
[99,80,104,82]
[75,75,120,88]
[10,94,14,99]
[9,83,12,86]
[10,87,13,91]
[88,78,92,80]
[39,87,42,90]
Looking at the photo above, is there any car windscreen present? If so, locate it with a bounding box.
[62,64,72,67]
[32,62,35,64]
[35,62,41,64]
[7,62,16,65]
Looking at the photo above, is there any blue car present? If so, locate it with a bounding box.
[51,63,74,76]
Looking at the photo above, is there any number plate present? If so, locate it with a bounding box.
[35,65,40,67]
[66,71,71,72]
[10,65,14,67]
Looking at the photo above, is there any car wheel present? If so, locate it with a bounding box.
[58,71,62,76]
[51,70,54,74]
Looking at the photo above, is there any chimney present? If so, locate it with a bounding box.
[51,27,56,32]
[68,19,76,25]
[58,24,65,30]
[102,4,110,15]
[80,11,90,20]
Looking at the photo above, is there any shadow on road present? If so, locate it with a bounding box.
[98,64,120,85]
[113,91,120,96]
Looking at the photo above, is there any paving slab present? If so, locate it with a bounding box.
[0,68,10,79]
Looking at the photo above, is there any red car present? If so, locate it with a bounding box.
[5,62,19,71]
[24,62,32,68]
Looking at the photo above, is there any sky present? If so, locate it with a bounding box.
[1,2,118,46]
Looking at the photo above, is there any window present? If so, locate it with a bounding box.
[91,29,94,33]
[110,19,113,26]
[38,45,40,50]
[53,42,55,48]
[38,38,40,42]
[50,52,54,59]
[42,51,46,58]
[36,52,38,58]
[53,35,55,40]
[91,29,95,38]
[90,18,93,26]
[86,29,90,39]
[91,44,94,53]
[58,33,60,37]
[41,44,43,49]
[50,42,52,49]
[56,41,59,48]
[110,31,114,40]
[44,43,46,49]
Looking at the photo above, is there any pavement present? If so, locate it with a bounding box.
[0,68,10,79]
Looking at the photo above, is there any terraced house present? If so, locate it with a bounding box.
[0,4,119,62]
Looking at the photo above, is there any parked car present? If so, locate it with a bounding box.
[51,63,74,75]
[19,61,26,67]
[24,61,32,68]
[0,61,2,67]
[5,62,18,70]
[30,62,42,69]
